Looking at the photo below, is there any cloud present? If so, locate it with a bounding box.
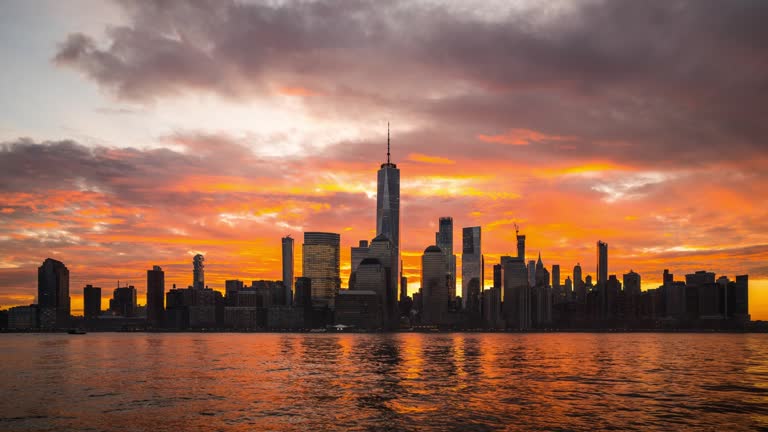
[50,0,768,171]
[477,129,575,146]
[407,153,456,165]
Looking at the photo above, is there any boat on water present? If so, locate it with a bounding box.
[67,329,87,335]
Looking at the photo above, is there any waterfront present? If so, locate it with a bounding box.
[1,333,767,431]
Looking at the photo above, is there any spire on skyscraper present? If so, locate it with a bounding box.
[387,121,390,164]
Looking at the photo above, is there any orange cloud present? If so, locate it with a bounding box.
[407,153,456,165]
[477,128,575,146]
[278,86,319,97]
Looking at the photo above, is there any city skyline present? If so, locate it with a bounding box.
[0,1,766,320]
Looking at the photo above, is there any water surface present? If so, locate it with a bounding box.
[1,333,767,431]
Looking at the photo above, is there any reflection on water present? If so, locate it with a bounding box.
[1,333,768,431]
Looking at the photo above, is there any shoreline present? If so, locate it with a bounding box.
[2,328,766,334]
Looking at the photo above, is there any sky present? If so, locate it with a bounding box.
[0,0,767,319]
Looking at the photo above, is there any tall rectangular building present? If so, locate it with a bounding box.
[147,265,165,327]
[461,226,482,308]
[596,241,608,287]
[83,284,101,319]
[502,257,530,330]
[302,232,341,306]
[436,217,457,299]
[422,245,449,325]
[38,258,70,329]
[282,236,294,306]
[552,265,560,290]
[376,126,400,302]
[193,254,205,289]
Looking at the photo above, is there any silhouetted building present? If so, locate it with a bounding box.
[282,235,294,305]
[110,284,137,317]
[436,217,457,300]
[146,265,165,327]
[166,284,223,329]
[663,269,674,286]
[731,275,749,322]
[422,245,449,325]
[8,305,37,329]
[335,290,381,329]
[461,226,482,308]
[517,232,526,260]
[368,234,398,328]
[532,254,552,326]
[493,263,503,299]
[564,276,573,300]
[552,264,561,290]
[83,284,101,320]
[225,280,244,305]
[596,241,608,287]
[573,263,584,300]
[302,232,341,307]
[38,258,70,329]
[353,257,388,328]
[698,283,722,319]
[665,281,687,320]
[527,260,536,288]
[482,286,502,328]
[294,277,312,308]
[685,270,716,287]
[502,257,530,330]
[376,125,401,301]
[349,240,370,289]
[623,270,641,296]
[193,254,205,289]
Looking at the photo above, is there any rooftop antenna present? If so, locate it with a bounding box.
[514,222,519,236]
[387,121,391,164]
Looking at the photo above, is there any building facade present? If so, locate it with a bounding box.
[282,236,294,305]
[376,129,400,301]
[422,245,449,325]
[83,284,102,319]
[436,217,457,300]
[302,232,341,306]
[147,265,165,327]
[461,226,482,308]
[38,258,70,329]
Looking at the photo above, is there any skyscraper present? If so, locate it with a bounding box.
[436,217,456,299]
[282,236,294,305]
[38,258,70,329]
[516,232,526,260]
[502,256,530,330]
[147,265,165,327]
[422,245,449,325]
[623,270,641,296]
[302,232,341,306]
[461,226,482,308]
[352,257,387,328]
[193,254,205,289]
[349,240,370,290]
[83,284,101,320]
[573,263,584,301]
[552,265,561,290]
[376,125,400,300]
[110,284,137,317]
[528,260,536,287]
[368,234,398,328]
[596,241,608,287]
